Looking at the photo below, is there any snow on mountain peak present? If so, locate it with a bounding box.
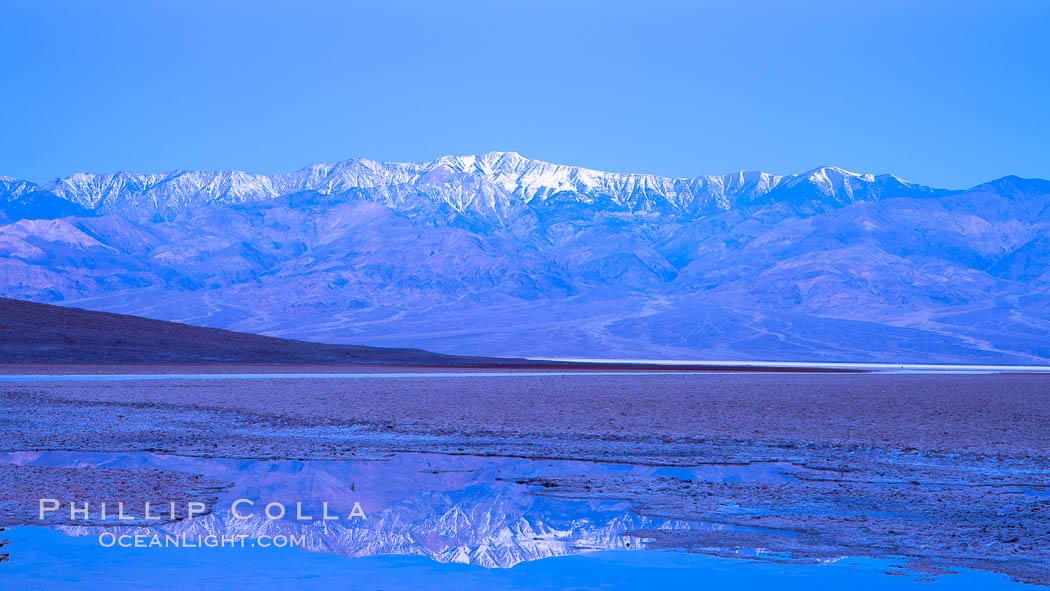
[2,154,945,221]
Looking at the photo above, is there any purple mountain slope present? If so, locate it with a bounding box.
[1,153,1047,363]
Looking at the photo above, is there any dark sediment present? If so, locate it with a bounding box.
[0,297,856,372]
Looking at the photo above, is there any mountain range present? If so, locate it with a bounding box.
[2,152,1049,363]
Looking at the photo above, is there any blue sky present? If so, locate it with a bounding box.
[1,0,1047,188]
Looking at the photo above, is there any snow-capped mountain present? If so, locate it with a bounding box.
[7,151,944,221]
[1,153,1048,363]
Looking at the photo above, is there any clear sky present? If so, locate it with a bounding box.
[1,0,1048,189]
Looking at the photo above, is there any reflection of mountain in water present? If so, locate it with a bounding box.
[22,452,702,568]
[133,501,659,568]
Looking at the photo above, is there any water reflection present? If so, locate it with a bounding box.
[1,451,770,567]
[0,452,1037,590]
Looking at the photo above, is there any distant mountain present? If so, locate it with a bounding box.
[4,152,946,221]
[1,153,1048,363]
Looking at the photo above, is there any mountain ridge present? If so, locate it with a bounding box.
[2,153,1048,363]
[2,152,959,222]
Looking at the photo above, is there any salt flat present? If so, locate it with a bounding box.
[1,371,1048,583]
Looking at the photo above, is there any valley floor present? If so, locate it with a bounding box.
[1,370,1048,584]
